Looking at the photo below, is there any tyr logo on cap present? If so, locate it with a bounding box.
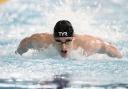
[58,32,68,37]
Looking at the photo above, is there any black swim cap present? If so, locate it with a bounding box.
[54,20,74,37]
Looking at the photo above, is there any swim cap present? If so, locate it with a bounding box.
[54,20,74,37]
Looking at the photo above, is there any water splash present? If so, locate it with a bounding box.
[0,0,128,88]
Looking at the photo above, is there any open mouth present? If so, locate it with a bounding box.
[60,50,68,57]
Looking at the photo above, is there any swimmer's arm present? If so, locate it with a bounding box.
[15,33,53,55]
[101,42,122,58]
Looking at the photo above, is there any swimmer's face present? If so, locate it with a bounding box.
[54,37,74,57]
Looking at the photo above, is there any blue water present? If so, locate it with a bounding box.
[0,0,128,89]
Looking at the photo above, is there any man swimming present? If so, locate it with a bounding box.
[16,20,122,58]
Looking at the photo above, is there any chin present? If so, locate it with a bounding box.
[60,53,68,58]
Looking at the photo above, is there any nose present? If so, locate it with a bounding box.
[61,43,66,50]
[61,43,67,53]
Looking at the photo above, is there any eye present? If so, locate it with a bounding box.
[66,39,72,42]
[65,39,72,44]
[55,39,61,42]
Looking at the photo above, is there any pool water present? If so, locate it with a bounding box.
[0,0,128,89]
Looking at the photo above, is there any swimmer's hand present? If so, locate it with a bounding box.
[15,48,28,55]
[15,37,30,55]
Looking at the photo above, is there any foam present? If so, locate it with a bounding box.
[0,0,127,87]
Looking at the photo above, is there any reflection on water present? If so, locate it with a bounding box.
[39,74,69,89]
[0,74,128,89]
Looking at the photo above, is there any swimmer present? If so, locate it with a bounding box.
[16,20,122,58]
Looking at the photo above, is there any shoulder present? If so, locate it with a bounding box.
[30,33,52,39]
[28,33,54,43]
[74,34,101,41]
[74,34,104,45]
[30,33,52,38]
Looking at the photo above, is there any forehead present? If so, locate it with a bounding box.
[54,37,73,40]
